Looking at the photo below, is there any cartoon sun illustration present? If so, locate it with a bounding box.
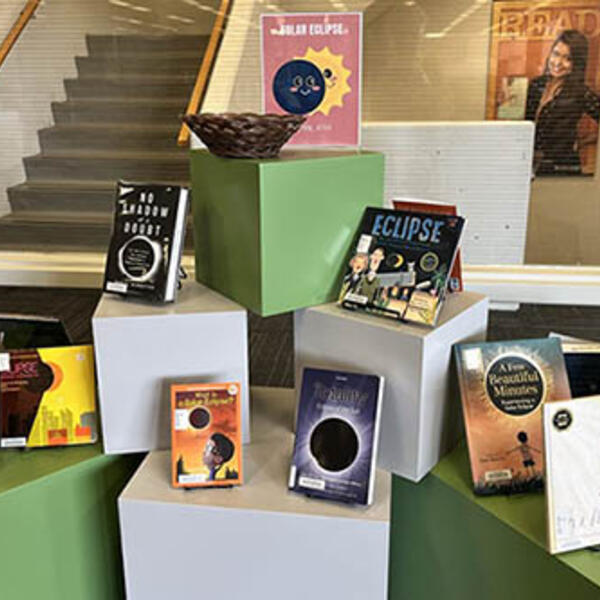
[297,46,351,116]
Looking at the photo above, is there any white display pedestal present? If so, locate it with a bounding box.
[92,281,250,453]
[295,292,489,481]
[119,387,391,600]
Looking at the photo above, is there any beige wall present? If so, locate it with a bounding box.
[205,0,600,266]
[0,0,216,216]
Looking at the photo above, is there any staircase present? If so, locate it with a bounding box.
[0,34,207,252]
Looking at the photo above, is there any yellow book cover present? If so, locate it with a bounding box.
[171,382,243,488]
[0,345,97,448]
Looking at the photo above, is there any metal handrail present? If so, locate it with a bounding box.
[177,0,232,146]
[0,0,42,70]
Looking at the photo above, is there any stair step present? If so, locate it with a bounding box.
[76,55,202,76]
[8,181,118,213]
[23,152,189,183]
[8,179,191,214]
[0,212,194,252]
[52,99,187,125]
[39,124,184,152]
[0,212,113,252]
[64,77,194,100]
[86,34,208,55]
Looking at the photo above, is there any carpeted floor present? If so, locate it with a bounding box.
[1,286,599,387]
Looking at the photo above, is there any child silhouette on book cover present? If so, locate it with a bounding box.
[507,431,541,478]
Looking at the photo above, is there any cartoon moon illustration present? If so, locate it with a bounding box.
[272,59,325,114]
[387,253,404,268]
[298,47,352,116]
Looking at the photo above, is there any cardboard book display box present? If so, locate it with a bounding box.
[190,149,384,316]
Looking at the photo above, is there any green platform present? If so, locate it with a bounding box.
[0,444,142,600]
[190,149,384,316]
[389,442,600,599]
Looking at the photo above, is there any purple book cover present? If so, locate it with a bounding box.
[289,367,383,505]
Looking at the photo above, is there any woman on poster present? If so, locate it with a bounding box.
[525,29,600,175]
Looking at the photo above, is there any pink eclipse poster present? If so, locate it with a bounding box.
[261,12,362,147]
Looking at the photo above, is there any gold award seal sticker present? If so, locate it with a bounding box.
[420,252,439,273]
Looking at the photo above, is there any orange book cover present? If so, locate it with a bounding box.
[455,338,571,495]
[171,382,243,489]
[392,198,463,292]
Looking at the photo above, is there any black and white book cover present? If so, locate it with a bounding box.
[289,367,384,506]
[103,182,189,303]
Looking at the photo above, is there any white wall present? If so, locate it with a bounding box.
[0,0,217,216]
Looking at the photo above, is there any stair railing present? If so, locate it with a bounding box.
[177,0,232,147]
[0,0,42,70]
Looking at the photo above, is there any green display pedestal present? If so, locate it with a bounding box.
[389,443,600,599]
[0,445,142,600]
[190,149,384,316]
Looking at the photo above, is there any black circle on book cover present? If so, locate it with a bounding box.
[309,418,359,472]
[189,407,210,430]
[25,361,54,394]
[485,355,545,416]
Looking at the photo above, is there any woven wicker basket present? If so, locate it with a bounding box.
[183,113,306,159]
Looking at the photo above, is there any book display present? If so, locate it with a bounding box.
[103,182,189,303]
[289,367,383,505]
[560,339,600,398]
[171,381,243,488]
[339,207,465,326]
[544,395,600,554]
[8,9,600,600]
[456,338,572,495]
[0,345,97,448]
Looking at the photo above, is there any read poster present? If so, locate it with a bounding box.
[261,12,361,146]
[487,1,600,176]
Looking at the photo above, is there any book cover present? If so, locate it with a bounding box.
[0,314,70,350]
[171,382,243,489]
[392,198,463,292]
[455,338,571,495]
[261,12,361,146]
[544,396,600,554]
[103,181,189,303]
[560,340,600,398]
[289,367,383,505]
[0,345,97,448]
[339,207,465,326]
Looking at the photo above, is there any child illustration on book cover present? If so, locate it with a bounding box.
[507,430,541,478]
[171,383,242,488]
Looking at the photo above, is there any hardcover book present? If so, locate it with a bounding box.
[392,198,463,292]
[171,382,243,489]
[339,207,465,326]
[103,181,189,303]
[0,314,70,350]
[455,338,571,495]
[560,340,600,399]
[0,345,97,448]
[544,396,600,554]
[289,367,383,505]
